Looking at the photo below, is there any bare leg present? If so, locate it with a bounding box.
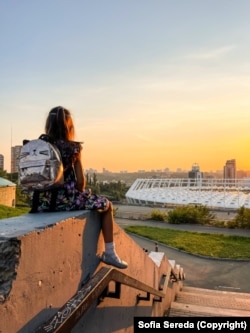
[101,201,114,243]
[100,201,128,269]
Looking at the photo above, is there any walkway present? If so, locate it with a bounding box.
[114,204,250,293]
[114,204,250,237]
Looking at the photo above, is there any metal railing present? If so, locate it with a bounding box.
[36,266,168,333]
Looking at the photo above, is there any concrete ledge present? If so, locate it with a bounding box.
[0,210,103,333]
[148,251,165,267]
[0,211,89,239]
[0,211,181,333]
[0,211,93,303]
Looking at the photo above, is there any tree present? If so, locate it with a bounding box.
[0,169,8,179]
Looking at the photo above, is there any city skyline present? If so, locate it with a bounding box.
[4,146,250,177]
[0,1,250,173]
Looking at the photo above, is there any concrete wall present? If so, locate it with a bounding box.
[0,211,183,333]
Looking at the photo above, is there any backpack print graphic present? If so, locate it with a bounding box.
[18,135,64,191]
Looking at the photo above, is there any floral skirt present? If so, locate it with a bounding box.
[35,181,109,212]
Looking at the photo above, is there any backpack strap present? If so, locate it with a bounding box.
[29,189,59,213]
[29,191,40,213]
[49,189,59,212]
[39,134,53,143]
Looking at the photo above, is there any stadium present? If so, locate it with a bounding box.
[125,178,250,210]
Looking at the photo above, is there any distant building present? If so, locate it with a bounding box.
[102,168,112,174]
[85,168,98,174]
[237,169,248,179]
[0,154,4,170]
[11,145,22,173]
[188,163,203,181]
[223,159,236,179]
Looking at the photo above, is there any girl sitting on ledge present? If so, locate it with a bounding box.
[30,106,127,270]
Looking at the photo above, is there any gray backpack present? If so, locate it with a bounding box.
[18,134,64,192]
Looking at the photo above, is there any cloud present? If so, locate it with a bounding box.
[185,45,236,60]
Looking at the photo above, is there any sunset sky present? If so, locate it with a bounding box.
[0,1,249,173]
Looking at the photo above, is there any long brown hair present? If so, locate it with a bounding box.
[45,106,75,141]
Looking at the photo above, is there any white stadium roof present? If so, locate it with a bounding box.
[125,178,250,210]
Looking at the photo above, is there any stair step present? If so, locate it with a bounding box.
[168,302,250,317]
[181,286,250,298]
[178,266,185,280]
[168,260,185,281]
[175,290,250,311]
[167,286,250,317]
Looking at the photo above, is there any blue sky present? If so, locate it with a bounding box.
[1,1,250,173]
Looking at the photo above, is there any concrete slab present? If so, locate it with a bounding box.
[0,211,88,238]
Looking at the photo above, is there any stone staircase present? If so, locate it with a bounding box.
[167,286,250,317]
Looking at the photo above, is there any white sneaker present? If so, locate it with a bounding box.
[101,252,128,269]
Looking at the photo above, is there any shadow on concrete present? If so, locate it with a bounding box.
[17,211,103,333]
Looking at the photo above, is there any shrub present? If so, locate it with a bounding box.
[227,206,250,229]
[167,204,215,224]
[149,209,167,221]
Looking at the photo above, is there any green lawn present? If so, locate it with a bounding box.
[125,225,250,259]
[0,205,30,219]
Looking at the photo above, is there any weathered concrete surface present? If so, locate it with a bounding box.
[0,211,104,333]
[0,211,182,333]
[0,211,88,238]
[0,238,21,302]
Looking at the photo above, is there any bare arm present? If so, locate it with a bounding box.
[74,157,86,191]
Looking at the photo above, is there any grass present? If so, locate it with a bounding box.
[0,204,30,219]
[1,204,249,259]
[125,225,250,259]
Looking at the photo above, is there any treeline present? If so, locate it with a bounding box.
[0,171,129,206]
[86,173,129,201]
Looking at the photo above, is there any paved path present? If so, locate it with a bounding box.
[114,204,250,237]
[114,205,250,293]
